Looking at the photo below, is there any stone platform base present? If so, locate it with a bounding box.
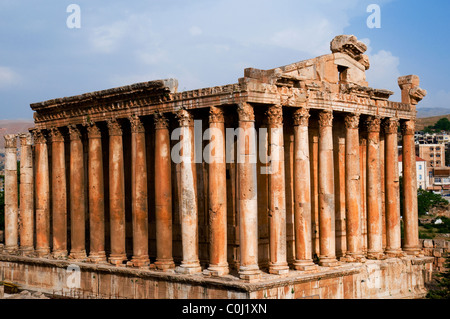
[0,254,433,299]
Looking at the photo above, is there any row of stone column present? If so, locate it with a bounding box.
[2,104,420,282]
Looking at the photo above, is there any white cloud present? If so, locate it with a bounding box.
[362,38,402,100]
[0,66,20,88]
[189,26,203,37]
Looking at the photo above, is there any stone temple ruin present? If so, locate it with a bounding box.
[0,35,434,299]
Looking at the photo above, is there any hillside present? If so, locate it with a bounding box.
[416,114,450,131]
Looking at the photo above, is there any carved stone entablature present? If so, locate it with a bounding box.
[176,109,194,127]
[154,112,170,130]
[318,110,333,128]
[344,113,360,129]
[4,134,17,148]
[330,35,367,60]
[237,102,255,122]
[130,115,145,133]
[401,120,415,136]
[409,87,427,105]
[365,116,381,133]
[172,84,243,101]
[293,108,310,127]
[209,106,225,124]
[107,118,123,136]
[266,105,283,126]
[68,125,82,141]
[383,118,399,134]
[340,83,393,100]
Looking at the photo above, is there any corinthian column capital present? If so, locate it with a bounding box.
[401,120,415,136]
[86,122,102,139]
[209,106,225,124]
[344,113,360,129]
[4,134,17,148]
[68,125,82,141]
[176,109,194,127]
[130,115,145,133]
[293,108,310,127]
[107,118,123,136]
[49,127,64,143]
[383,118,399,134]
[318,110,333,128]
[154,112,170,130]
[365,116,381,133]
[266,105,283,126]
[237,102,255,122]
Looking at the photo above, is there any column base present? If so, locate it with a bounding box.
[176,261,202,275]
[203,264,229,277]
[35,248,51,258]
[128,256,151,269]
[69,250,88,262]
[268,262,290,276]
[366,251,386,260]
[19,247,35,258]
[402,246,421,256]
[154,259,176,271]
[318,256,341,267]
[340,253,366,263]
[88,252,108,264]
[293,260,318,271]
[384,249,406,258]
[108,254,128,266]
[4,245,19,255]
[52,250,68,260]
[239,265,261,282]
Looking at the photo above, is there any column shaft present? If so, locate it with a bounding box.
[342,114,364,262]
[402,120,420,255]
[366,117,384,258]
[384,119,403,257]
[4,135,18,253]
[237,103,261,281]
[33,130,51,257]
[107,119,127,265]
[87,123,107,263]
[266,105,289,275]
[50,128,68,259]
[19,133,34,255]
[129,116,150,268]
[154,113,175,271]
[293,108,317,270]
[318,110,339,267]
[175,109,202,274]
[205,107,229,276]
[68,125,87,260]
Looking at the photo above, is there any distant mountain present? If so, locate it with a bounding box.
[416,107,450,119]
[0,120,35,150]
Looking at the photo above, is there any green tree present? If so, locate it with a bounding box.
[417,189,448,216]
[434,118,450,132]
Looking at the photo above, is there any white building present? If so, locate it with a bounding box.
[398,155,428,190]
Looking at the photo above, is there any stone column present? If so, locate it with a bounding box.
[237,102,261,281]
[383,118,404,257]
[19,133,34,256]
[68,125,87,261]
[366,117,384,259]
[292,108,317,271]
[175,109,202,274]
[341,113,364,262]
[129,116,150,268]
[401,120,420,255]
[4,134,18,254]
[87,122,107,263]
[154,113,175,271]
[317,110,339,267]
[266,105,289,275]
[107,118,127,266]
[33,130,51,257]
[50,128,68,259]
[204,106,229,277]
[309,120,320,257]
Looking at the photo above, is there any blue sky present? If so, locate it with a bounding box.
[0,0,449,120]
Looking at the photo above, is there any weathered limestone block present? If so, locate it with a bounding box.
[330,35,367,59]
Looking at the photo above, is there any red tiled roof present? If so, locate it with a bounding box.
[398,155,427,162]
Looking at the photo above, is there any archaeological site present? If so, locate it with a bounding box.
[0,35,436,299]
